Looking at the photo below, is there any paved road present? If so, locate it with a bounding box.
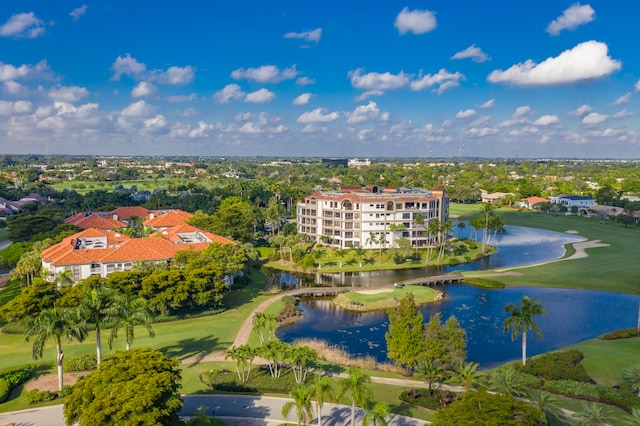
[0,395,427,425]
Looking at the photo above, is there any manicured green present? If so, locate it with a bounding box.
[333,286,440,311]
[566,338,640,387]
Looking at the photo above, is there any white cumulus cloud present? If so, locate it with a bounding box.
[349,68,410,92]
[0,60,52,82]
[451,45,490,63]
[569,104,592,116]
[244,88,275,104]
[513,106,531,118]
[297,108,340,124]
[613,93,630,105]
[297,77,315,86]
[131,82,157,98]
[283,28,322,43]
[0,100,31,115]
[547,3,595,36]
[534,115,559,126]
[120,100,156,117]
[70,5,88,20]
[0,12,45,38]
[636,80,640,93]
[231,65,298,83]
[487,41,621,86]
[111,54,147,80]
[48,86,89,102]
[410,69,465,94]
[213,84,245,104]
[155,66,194,85]
[292,93,312,105]
[347,101,381,124]
[456,109,476,119]
[479,99,495,108]
[582,112,608,125]
[395,7,437,35]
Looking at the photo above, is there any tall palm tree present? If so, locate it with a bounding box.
[352,247,367,268]
[310,374,334,426]
[623,363,640,397]
[225,344,255,383]
[366,233,377,260]
[363,402,391,426]
[337,367,372,426]
[480,202,495,254]
[456,221,466,238]
[282,384,314,426]
[503,296,548,366]
[573,402,613,426]
[377,233,387,265]
[107,294,155,351]
[427,220,440,263]
[334,248,348,269]
[78,286,117,366]
[24,308,86,390]
[437,219,453,261]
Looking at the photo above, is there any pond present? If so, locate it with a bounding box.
[274,225,640,367]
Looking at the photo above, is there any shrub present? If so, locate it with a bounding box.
[64,354,97,372]
[543,380,600,400]
[25,389,57,404]
[201,367,302,394]
[599,328,639,340]
[277,296,301,322]
[399,388,461,410]
[0,367,31,387]
[0,379,10,404]
[448,258,460,266]
[515,350,591,382]
[58,385,74,398]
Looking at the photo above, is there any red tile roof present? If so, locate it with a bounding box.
[111,206,150,220]
[144,210,193,228]
[63,213,125,230]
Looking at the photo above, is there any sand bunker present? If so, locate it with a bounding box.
[565,230,579,234]
[356,288,394,295]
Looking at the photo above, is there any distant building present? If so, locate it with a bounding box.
[550,194,596,210]
[480,192,513,204]
[321,158,348,167]
[296,185,449,249]
[519,196,548,209]
[348,158,371,168]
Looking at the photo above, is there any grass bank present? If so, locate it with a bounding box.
[451,204,640,293]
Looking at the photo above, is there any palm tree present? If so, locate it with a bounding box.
[573,402,613,426]
[377,233,387,265]
[24,308,86,390]
[78,286,117,366]
[623,363,640,397]
[437,219,453,261]
[282,384,314,426]
[310,374,334,425]
[487,366,527,397]
[480,202,494,253]
[366,233,378,260]
[527,389,560,425]
[427,220,440,263]
[288,345,318,384]
[225,344,256,383]
[503,296,548,366]
[352,247,367,268]
[337,367,372,426]
[334,248,348,269]
[456,221,466,238]
[416,360,444,395]
[447,362,484,392]
[623,408,640,425]
[107,294,155,351]
[363,402,391,426]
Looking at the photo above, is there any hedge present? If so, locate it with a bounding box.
[515,350,592,382]
[201,366,306,394]
[0,379,10,404]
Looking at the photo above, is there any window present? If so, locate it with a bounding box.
[402,213,410,219]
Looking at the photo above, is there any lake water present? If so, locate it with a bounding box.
[275,226,640,367]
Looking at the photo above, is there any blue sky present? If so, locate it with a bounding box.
[1,1,639,158]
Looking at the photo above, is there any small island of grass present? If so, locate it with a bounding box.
[333,285,442,311]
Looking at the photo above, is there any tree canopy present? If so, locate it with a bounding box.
[385,292,426,369]
[64,348,182,426]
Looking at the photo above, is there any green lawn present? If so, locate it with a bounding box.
[566,337,640,387]
[0,228,8,242]
[334,286,440,311]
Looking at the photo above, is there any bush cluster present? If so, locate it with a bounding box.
[543,380,640,411]
[399,388,461,410]
[201,367,305,394]
[515,350,592,382]
[277,296,301,322]
[599,328,639,340]
[25,389,57,404]
[0,367,31,403]
[64,354,97,372]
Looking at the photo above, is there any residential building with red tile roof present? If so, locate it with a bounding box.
[519,196,549,209]
[64,212,126,230]
[42,223,234,283]
[297,185,449,249]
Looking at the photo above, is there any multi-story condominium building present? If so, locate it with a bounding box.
[296,185,449,249]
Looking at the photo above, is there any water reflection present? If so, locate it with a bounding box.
[277,286,640,368]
